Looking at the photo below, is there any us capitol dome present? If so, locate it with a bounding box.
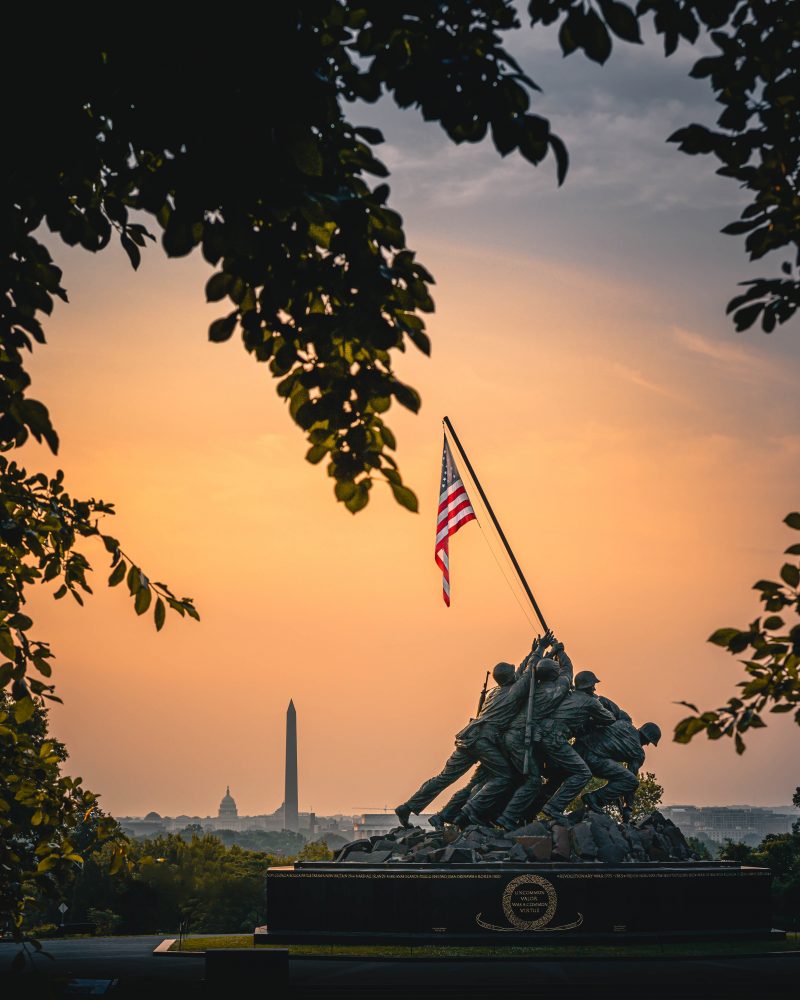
[218,786,238,821]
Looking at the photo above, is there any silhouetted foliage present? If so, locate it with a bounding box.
[0,694,127,940]
[24,831,324,936]
[211,829,307,855]
[686,836,713,860]
[0,457,197,935]
[569,769,663,820]
[674,512,800,752]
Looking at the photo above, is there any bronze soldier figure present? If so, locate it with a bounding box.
[578,720,661,821]
[450,633,556,827]
[395,636,550,829]
[571,670,631,723]
[490,639,574,829]
[535,661,616,821]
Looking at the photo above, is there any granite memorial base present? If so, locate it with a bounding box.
[258,861,777,946]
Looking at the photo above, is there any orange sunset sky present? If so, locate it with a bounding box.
[19,29,799,818]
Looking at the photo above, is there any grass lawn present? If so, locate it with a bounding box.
[171,932,798,959]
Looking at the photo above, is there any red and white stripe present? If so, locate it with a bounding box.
[435,438,476,606]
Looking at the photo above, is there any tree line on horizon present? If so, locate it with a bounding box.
[22,830,334,939]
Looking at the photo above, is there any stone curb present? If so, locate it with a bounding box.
[153,939,204,957]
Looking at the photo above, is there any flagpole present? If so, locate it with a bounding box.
[443,415,549,633]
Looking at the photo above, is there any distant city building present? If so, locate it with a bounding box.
[663,805,796,844]
[115,698,354,841]
[353,813,434,840]
[117,803,337,839]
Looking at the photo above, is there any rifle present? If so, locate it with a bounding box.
[476,671,490,716]
[522,653,537,775]
[522,631,555,773]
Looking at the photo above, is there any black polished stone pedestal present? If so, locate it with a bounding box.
[259,861,774,945]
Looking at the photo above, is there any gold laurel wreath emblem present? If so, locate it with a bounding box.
[476,874,583,932]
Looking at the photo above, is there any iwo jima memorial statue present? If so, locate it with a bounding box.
[260,418,777,945]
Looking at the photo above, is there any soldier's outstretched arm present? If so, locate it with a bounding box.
[516,630,553,676]
[551,639,574,684]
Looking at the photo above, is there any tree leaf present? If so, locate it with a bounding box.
[548,134,569,186]
[780,563,799,588]
[784,512,800,530]
[708,627,740,647]
[209,314,237,343]
[154,598,165,632]
[108,561,126,587]
[334,481,356,502]
[598,0,642,43]
[580,9,613,63]
[0,629,15,661]
[205,272,232,302]
[134,587,152,616]
[14,697,35,724]
[120,233,141,270]
[389,482,419,512]
[291,132,323,176]
[344,485,370,514]
[7,613,33,630]
[673,717,707,743]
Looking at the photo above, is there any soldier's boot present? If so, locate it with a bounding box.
[394,804,412,829]
[541,804,570,823]
[582,791,603,814]
[428,814,445,832]
[453,811,471,830]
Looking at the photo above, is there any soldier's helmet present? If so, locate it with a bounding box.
[536,658,560,681]
[493,661,516,685]
[574,670,601,691]
[639,722,661,746]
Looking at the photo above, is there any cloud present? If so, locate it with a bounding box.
[608,361,682,399]
[673,327,789,384]
[366,21,745,215]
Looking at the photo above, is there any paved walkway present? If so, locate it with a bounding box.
[1,937,797,998]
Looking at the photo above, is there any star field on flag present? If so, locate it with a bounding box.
[435,436,477,606]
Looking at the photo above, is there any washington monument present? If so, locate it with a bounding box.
[284,699,299,832]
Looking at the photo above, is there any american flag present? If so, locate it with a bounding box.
[435,436,477,606]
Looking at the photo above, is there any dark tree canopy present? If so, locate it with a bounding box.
[2,6,572,515]
[4,3,796,514]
